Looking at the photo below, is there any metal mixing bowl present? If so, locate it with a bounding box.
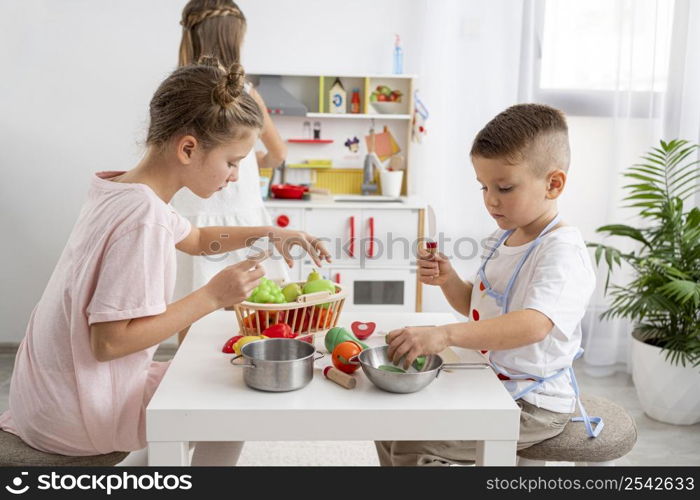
[356,345,489,394]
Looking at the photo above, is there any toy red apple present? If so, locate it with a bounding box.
[351,321,376,340]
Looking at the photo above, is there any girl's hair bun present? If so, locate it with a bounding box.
[211,61,245,107]
[147,55,262,149]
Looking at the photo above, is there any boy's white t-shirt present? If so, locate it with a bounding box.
[469,226,596,413]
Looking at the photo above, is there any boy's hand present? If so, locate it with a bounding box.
[204,252,269,309]
[269,228,332,268]
[417,248,453,286]
[385,325,450,370]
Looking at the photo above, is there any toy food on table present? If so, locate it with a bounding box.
[323,366,357,389]
[286,306,324,332]
[325,326,369,353]
[247,277,285,304]
[378,358,426,373]
[222,335,245,354]
[378,365,406,373]
[242,310,285,331]
[261,323,295,339]
[351,321,376,340]
[232,335,267,355]
[332,341,363,374]
[302,278,335,295]
[281,283,302,302]
[300,269,336,309]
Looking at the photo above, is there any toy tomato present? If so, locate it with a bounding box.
[262,323,295,339]
[222,335,244,354]
[332,341,363,374]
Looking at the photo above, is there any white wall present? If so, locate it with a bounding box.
[0,1,668,343]
[0,0,422,343]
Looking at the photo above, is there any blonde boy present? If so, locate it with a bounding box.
[379,104,596,466]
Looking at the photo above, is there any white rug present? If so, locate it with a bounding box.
[237,441,379,466]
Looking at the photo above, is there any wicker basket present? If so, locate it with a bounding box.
[233,282,346,343]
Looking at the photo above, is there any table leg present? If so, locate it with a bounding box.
[476,440,517,466]
[148,441,190,466]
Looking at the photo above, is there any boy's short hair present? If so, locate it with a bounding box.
[470,103,570,176]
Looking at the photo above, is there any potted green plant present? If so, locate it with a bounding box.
[589,139,700,425]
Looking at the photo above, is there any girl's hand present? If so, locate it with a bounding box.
[417,249,453,286]
[204,254,268,309]
[385,325,450,369]
[269,228,332,268]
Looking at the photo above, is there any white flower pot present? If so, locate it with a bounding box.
[632,330,700,425]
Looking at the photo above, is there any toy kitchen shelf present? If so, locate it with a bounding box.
[305,113,412,120]
[248,72,417,196]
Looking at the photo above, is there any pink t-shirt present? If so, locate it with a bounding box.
[0,171,192,455]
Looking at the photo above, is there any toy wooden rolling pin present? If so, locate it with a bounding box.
[323,366,356,390]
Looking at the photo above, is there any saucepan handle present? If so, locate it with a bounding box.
[230,355,254,368]
[314,351,325,362]
[435,362,489,379]
[441,362,490,370]
[348,355,361,366]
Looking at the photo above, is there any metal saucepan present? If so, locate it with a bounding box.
[354,345,489,394]
[231,338,324,392]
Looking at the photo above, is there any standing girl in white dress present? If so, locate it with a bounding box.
[173,0,290,306]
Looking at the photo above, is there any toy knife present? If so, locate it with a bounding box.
[426,204,437,256]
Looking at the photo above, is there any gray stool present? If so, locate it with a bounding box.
[0,430,128,466]
[518,395,637,466]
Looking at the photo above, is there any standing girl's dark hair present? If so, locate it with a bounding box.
[179,0,246,67]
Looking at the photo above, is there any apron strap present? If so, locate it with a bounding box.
[492,348,604,438]
[501,214,562,313]
[568,349,604,437]
[490,360,567,400]
[477,230,513,292]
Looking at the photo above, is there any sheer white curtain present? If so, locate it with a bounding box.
[520,0,700,375]
[412,0,526,313]
[416,0,699,374]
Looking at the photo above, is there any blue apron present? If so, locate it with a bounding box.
[476,215,603,438]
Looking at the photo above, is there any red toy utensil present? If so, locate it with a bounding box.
[426,204,438,256]
[351,321,376,340]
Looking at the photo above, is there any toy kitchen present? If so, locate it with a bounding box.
[251,72,430,313]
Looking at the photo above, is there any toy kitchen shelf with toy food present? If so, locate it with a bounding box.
[249,72,428,313]
[248,72,417,196]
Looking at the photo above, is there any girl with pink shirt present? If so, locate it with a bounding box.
[0,58,330,465]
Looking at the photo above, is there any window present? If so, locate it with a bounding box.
[531,0,676,116]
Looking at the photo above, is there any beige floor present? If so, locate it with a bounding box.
[1,350,698,466]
